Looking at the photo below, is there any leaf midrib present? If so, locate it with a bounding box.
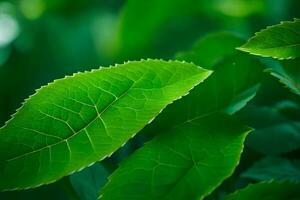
[244,43,300,51]
[160,161,194,200]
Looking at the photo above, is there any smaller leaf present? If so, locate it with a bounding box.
[238,104,300,155]
[155,54,262,129]
[225,181,300,200]
[242,157,300,182]
[176,31,244,69]
[99,114,251,200]
[266,57,300,96]
[238,18,300,59]
[70,163,110,200]
[115,0,201,57]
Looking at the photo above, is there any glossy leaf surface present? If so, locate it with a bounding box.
[100,114,251,200]
[99,33,259,200]
[0,59,211,191]
[238,18,300,59]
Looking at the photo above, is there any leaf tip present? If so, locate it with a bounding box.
[236,46,249,53]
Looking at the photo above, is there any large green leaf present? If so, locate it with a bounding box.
[266,57,300,96]
[100,114,251,200]
[225,182,300,200]
[242,157,300,182]
[0,59,211,191]
[238,18,300,59]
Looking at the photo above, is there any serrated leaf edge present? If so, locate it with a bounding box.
[98,125,253,199]
[0,58,212,191]
[237,18,300,60]
[264,68,300,96]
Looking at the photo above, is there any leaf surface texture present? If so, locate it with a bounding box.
[239,18,300,59]
[100,114,251,200]
[0,59,211,191]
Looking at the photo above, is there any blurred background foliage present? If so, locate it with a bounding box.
[0,0,300,199]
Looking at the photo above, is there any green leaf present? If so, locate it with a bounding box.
[115,1,268,58]
[146,33,262,134]
[224,182,300,200]
[98,33,262,199]
[266,57,300,96]
[176,32,244,69]
[100,114,251,200]
[175,32,262,114]
[70,163,110,200]
[0,59,211,191]
[98,32,261,199]
[242,157,300,182]
[160,54,261,125]
[238,18,300,59]
[115,0,201,57]
[238,104,300,155]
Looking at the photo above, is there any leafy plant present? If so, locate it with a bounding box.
[0,60,211,191]
[100,114,251,200]
[238,18,300,59]
[0,1,300,199]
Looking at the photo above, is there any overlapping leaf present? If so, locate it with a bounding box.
[176,32,244,68]
[115,0,201,57]
[225,182,300,200]
[0,59,211,191]
[238,18,300,59]
[70,163,110,200]
[144,32,263,134]
[100,114,251,200]
[242,157,300,182]
[266,57,300,96]
[115,0,269,58]
[238,103,300,155]
[99,33,262,199]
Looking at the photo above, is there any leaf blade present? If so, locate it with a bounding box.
[176,31,245,69]
[99,32,264,199]
[99,32,262,200]
[145,33,263,135]
[70,163,110,200]
[0,59,211,191]
[100,114,251,200]
[242,157,300,182]
[225,182,300,200]
[238,104,300,155]
[267,57,300,96]
[238,18,300,59]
